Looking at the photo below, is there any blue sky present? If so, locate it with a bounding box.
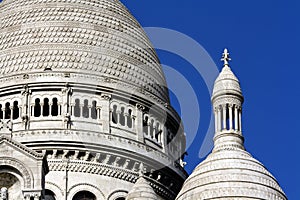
[122,0,299,199]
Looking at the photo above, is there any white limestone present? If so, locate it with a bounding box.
[176,49,287,200]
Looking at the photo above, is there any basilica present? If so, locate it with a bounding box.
[0,0,287,199]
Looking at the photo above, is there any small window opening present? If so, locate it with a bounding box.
[74,99,80,117]
[34,98,41,117]
[5,102,11,119]
[127,109,132,128]
[91,101,97,119]
[12,101,19,120]
[82,99,89,118]
[43,98,50,116]
[119,107,125,126]
[112,105,117,124]
[51,98,58,116]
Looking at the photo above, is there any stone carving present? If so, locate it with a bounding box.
[0,187,7,200]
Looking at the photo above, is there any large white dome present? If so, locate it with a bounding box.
[0,0,169,103]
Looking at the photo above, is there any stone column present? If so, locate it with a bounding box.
[222,105,227,130]
[136,104,145,142]
[239,107,242,132]
[217,106,222,132]
[100,93,111,134]
[228,104,233,130]
[234,105,238,131]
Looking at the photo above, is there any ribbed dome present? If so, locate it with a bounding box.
[212,65,242,100]
[177,49,287,200]
[176,147,287,200]
[126,176,157,200]
[0,0,169,102]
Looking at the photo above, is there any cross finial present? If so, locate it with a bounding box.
[221,48,231,66]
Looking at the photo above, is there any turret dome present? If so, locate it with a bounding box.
[176,49,287,200]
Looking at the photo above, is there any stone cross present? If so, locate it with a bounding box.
[221,48,231,66]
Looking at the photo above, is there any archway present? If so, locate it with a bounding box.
[0,172,22,199]
[45,189,56,200]
[72,190,96,200]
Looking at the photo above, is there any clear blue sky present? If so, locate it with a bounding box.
[121,0,299,199]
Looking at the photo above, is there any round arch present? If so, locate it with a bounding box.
[107,190,128,200]
[0,157,33,189]
[45,181,64,200]
[68,183,105,200]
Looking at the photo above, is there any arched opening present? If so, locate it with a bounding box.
[51,98,59,116]
[34,98,41,117]
[12,101,19,120]
[72,191,96,200]
[91,101,97,119]
[112,105,117,124]
[143,116,148,135]
[82,100,89,118]
[74,99,80,117]
[4,102,10,119]
[45,189,56,200]
[149,119,154,138]
[0,104,3,119]
[127,109,132,128]
[115,198,125,200]
[119,107,125,126]
[0,172,22,199]
[43,98,50,116]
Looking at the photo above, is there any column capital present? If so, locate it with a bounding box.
[136,103,145,111]
[100,93,111,100]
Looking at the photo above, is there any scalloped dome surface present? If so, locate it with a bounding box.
[212,66,242,99]
[0,0,169,102]
[176,148,287,200]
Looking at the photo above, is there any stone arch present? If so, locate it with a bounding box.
[45,181,64,200]
[0,157,33,189]
[68,183,105,200]
[107,190,128,200]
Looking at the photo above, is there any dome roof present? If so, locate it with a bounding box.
[0,0,169,103]
[126,176,157,200]
[212,65,242,100]
[176,147,287,200]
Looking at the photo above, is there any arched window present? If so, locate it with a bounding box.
[127,109,132,128]
[82,99,89,118]
[34,98,41,117]
[149,119,154,138]
[5,102,11,119]
[0,104,3,119]
[13,101,19,120]
[112,105,117,124]
[115,198,125,200]
[51,98,58,116]
[43,98,50,116]
[72,191,96,200]
[143,116,148,135]
[74,99,80,117]
[45,189,56,200]
[119,107,125,126]
[91,101,97,119]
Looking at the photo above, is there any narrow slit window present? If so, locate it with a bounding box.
[127,109,132,128]
[0,104,3,119]
[74,99,80,117]
[82,99,89,118]
[91,101,97,119]
[13,101,19,120]
[5,102,11,119]
[119,107,125,126]
[43,98,50,116]
[112,105,117,124]
[51,98,58,116]
[34,99,41,117]
[143,116,148,135]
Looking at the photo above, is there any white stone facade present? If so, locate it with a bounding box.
[0,0,187,199]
